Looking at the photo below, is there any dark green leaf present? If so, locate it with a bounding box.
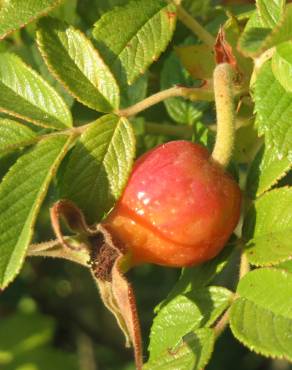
[238,4,292,57]
[0,135,72,289]
[0,119,37,156]
[161,52,207,125]
[92,0,176,84]
[60,114,135,222]
[162,245,233,305]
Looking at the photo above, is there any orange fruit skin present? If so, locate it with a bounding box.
[103,141,241,267]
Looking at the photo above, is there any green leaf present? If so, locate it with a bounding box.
[60,114,135,223]
[237,268,292,317]
[231,299,292,361]
[0,0,61,40]
[0,135,72,289]
[254,60,292,160]
[144,328,214,370]
[233,123,259,164]
[149,286,232,361]
[161,52,207,125]
[272,40,292,93]
[238,4,292,57]
[257,0,285,27]
[244,188,292,266]
[237,11,269,56]
[276,260,292,274]
[31,44,74,108]
[92,0,176,84]
[37,17,120,112]
[175,44,215,80]
[77,0,129,25]
[0,53,72,129]
[51,0,78,24]
[246,145,291,198]
[182,0,211,18]
[223,16,254,78]
[230,268,292,361]
[120,73,148,108]
[0,119,37,156]
[163,245,233,304]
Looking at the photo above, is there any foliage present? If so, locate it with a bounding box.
[0,0,291,369]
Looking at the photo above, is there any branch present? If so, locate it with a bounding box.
[239,250,250,280]
[118,85,214,117]
[214,293,236,338]
[174,4,215,49]
[214,308,230,338]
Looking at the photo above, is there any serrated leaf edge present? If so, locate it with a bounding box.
[1,134,74,289]
[0,119,37,155]
[0,52,72,129]
[230,297,292,362]
[0,0,63,40]
[68,115,135,211]
[93,0,177,85]
[256,161,292,197]
[238,5,292,58]
[36,21,120,112]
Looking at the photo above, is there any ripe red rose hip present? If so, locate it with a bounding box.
[104,140,241,267]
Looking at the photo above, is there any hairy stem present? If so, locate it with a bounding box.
[174,4,215,48]
[28,239,90,267]
[118,85,214,117]
[211,63,235,168]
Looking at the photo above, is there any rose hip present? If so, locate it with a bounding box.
[104,140,241,267]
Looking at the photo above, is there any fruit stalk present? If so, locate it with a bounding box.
[211,63,235,168]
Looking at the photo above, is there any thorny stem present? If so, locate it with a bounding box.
[211,63,236,168]
[118,85,214,117]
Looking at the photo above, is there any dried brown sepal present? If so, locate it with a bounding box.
[90,226,143,370]
[50,201,143,370]
[111,261,143,370]
[214,27,237,69]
